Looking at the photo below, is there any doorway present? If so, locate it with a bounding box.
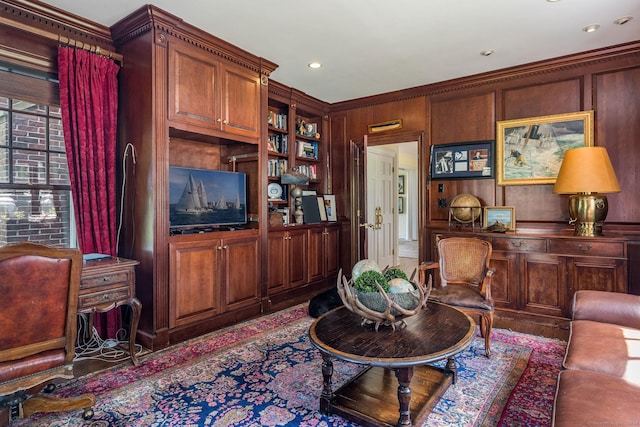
[365,140,419,277]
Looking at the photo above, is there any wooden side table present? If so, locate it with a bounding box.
[78,257,141,365]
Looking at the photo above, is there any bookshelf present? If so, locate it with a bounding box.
[266,82,329,227]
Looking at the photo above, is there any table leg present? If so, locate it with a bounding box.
[445,356,457,384]
[395,366,414,427]
[126,297,142,366]
[319,353,334,414]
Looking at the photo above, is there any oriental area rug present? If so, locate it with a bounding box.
[15,304,566,427]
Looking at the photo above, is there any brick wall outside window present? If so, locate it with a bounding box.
[0,96,73,247]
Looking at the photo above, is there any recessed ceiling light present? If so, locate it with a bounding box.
[546,0,561,2]
[480,50,494,57]
[308,62,322,69]
[582,24,600,33]
[614,16,633,25]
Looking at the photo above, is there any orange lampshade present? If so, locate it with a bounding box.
[553,146,620,194]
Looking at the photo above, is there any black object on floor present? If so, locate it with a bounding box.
[308,287,344,318]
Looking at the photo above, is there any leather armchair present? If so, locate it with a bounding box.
[424,237,495,357]
[0,242,94,423]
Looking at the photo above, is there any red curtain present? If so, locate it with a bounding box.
[58,46,121,338]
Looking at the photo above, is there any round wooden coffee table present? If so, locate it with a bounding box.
[308,302,475,427]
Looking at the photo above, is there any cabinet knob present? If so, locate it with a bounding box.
[223,119,228,124]
[577,243,592,252]
[511,240,524,247]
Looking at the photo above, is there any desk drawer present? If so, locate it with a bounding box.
[491,237,546,253]
[81,270,132,290]
[548,240,624,257]
[79,286,130,309]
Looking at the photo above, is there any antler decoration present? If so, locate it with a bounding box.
[337,269,432,331]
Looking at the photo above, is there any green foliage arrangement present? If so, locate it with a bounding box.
[383,267,409,282]
[353,270,389,293]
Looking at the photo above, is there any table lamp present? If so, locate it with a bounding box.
[553,146,620,236]
[280,170,310,224]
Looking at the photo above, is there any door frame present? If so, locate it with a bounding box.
[353,130,426,264]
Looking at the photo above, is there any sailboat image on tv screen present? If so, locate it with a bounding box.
[175,174,210,213]
[169,166,248,229]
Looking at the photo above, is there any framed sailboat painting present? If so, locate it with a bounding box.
[496,111,593,185]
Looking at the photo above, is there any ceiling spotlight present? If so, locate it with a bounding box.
[614,16,633,25]
[308,62,322,69]
[480,50,494,57]
[582,24,600,33]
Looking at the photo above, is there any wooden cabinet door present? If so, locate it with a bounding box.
[267,231,287,292]
[520,253,567,317]
[221,64,261,140]
[568,256,627,296]
[325,226,340,277]
[168,239,221,328]
[490,251,518,311]
[222,235,260,311]
[287,229,308,288]
[308,227,324,282]
[168,40,220,130]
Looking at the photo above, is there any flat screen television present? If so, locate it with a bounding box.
[169,166,247,230]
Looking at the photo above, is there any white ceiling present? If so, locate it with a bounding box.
[40,0,640,104]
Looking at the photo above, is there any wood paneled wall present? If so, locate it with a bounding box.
[330,42,640,269]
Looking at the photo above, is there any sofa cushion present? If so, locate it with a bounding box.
[552,369,640,426]
[563,319,640,384]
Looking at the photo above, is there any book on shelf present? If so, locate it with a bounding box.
[268,110,287,130]
[268,159,288,177]
[295,140,318,160]
[294,164,317,180]
[268,134,288,154]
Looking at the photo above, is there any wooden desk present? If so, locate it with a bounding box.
[309,303,475,427]
[79,257,141,365]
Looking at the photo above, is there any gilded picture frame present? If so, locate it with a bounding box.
[483,206,516,231]
[496,111,594,185]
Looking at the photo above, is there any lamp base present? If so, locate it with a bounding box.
[568,193,608,237]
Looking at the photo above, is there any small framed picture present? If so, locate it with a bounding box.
[398,196,405,214]
[317,196,328,221]
[323,194,337,222]
[398,175,405,194]
[483,206,516,231]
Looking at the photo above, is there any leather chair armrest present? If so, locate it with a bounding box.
[572,290,640,330]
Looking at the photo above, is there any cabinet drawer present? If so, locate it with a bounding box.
[548,240,624,257]
[491,237,546,253]
[81,270,132,290]
[78,286,131,309]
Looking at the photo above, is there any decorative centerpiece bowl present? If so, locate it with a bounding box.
[337,260,432,331]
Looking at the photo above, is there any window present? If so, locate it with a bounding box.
[0,96,75,247]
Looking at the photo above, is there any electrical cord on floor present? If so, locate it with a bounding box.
[74,313,142,363]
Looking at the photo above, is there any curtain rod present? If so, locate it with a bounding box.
[0,15,123,65]
[58,35,123,65]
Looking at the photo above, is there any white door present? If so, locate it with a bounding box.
[366,147,397,268]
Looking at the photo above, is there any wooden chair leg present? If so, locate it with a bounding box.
[481,312,493,358]
[22,393,95,419]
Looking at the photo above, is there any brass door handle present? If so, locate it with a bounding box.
[374,207,383,230]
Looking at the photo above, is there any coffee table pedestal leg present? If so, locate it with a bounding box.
[395,366,415,426]
[319,353,334,414]
[445,357,458,383]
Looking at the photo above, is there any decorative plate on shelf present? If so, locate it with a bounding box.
[267,183,283,200]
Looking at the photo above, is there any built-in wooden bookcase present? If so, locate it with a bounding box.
[266,82,329,227]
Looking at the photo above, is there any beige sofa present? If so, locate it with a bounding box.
[552,290,640,426]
